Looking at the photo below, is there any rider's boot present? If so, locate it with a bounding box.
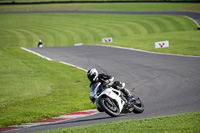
[121,88,137,102]
[113,81,137,102]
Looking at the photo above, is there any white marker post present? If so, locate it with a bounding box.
[155,41,169,48]
[74,43,83,46]
[102,37,113,43]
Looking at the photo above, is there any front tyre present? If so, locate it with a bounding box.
[99,97,120,117]
[133,98,144,114]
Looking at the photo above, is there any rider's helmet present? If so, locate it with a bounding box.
[87,68,98,82]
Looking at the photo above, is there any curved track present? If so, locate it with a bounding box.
[8,45,200,133]
[4,10,200,132]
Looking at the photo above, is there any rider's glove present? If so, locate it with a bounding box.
[100,79,109,87]
[90,96,95,104]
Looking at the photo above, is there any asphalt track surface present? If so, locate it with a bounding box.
[5,11,200,133]
[7,45,200,133]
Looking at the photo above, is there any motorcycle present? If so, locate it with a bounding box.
[90,82,144,117]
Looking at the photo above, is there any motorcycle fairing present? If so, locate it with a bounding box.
[96,88,125,112]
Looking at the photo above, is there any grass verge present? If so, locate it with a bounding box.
[0,47,95,128]
[0,4,200,128]
[37,112,200,133]
[0,3,200,13]
[112,30,200,56]
[0,13,199,55]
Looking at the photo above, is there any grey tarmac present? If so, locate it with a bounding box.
[3,10,200,132]
[7,45,200,133]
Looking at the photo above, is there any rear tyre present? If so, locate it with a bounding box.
[99,97,120,117]
[132,98,144,114]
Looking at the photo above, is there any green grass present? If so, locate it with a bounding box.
[38,112,200,133]
[0,13,199,55]
[1,0,199,2]
[0,3,200,12]
[0,47,95,128]
[0,3,200,128]
[114,30,200,55]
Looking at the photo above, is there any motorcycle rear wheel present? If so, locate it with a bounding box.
[99,97,120,117]
[133,98,144,114]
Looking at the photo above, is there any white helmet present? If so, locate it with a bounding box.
[87,68,98,82]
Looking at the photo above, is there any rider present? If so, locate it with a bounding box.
[87,68,135,103]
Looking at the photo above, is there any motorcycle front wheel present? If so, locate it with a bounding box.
[132,97,144,114]
[99,97,120,117]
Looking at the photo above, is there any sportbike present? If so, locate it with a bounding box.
[90,82,144,117]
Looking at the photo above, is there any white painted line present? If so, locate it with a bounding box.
[59,61,87,72]
[97,45,200,58]
[18,123,45,128]
[183,16,200,28]
[56,109,99,119]
[20,47,87,72]
[20,47,53,61]
[57,114,89,119]
[4,109,98,130]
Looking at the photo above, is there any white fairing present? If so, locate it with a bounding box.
[90,82,125,112]
[99,88,125,112]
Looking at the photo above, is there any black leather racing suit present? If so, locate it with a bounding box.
[89,73,131,96]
